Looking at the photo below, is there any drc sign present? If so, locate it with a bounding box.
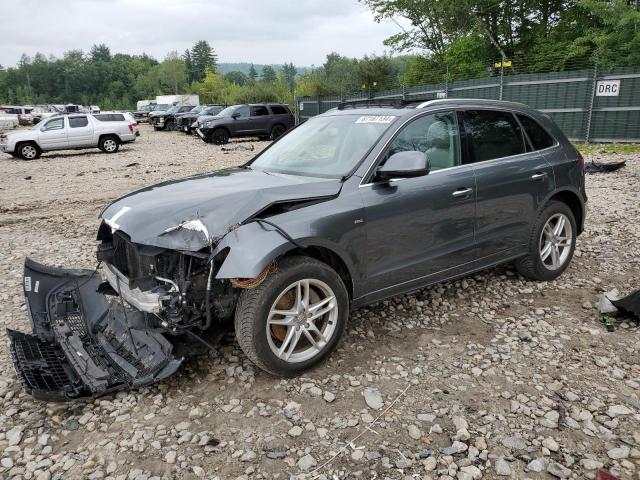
[596,80,620,96]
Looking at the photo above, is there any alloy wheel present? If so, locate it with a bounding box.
[104,139,117,152]
[266,279,338,363]
[21,145,37,159]
[539,213,572,270]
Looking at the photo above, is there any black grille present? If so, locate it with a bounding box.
[112,232,139,277]
[8,330,75,395]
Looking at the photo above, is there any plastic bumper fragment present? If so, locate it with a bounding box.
[7,258,182,401]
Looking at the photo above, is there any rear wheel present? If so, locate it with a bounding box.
[234,256,349,376]
[210,128,230,145]
[17,142,40,160]
[515,201,576,281]
[270,124,286,140]
[99,136,120,153]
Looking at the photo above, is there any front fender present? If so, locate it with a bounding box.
[213,222,295,279]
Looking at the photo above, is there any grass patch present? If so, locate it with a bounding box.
[574,143,640,155]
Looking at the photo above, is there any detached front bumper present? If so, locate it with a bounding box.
[8,258,182,401]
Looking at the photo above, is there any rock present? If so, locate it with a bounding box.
[547,461,571,478]
[607,446,630,459]
[423,456,437,471]
[527,458,545,472]
[240,450,256,462]
[542,437,560,452]
[580,458,603,470]
[408,424,421,440]
[442,441,467,455]
[323,391,336,403]
[288,425,303,437]
[165,451,177,464]
[266,448,286,460]
[6,426,23,446]
[188,407,203,419]
[607,404,633,417]
[192,466,205,478]
[1,457,14,468]
[297,454,317,471]
[351,449,365,461]
[459,465,482,479]
[363,387,384,410]
[598,289,619,313]
[501,435,527,450]
[495,458,511,476]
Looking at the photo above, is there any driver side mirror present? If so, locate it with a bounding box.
[231,112,240,119]
[377,151,431,180]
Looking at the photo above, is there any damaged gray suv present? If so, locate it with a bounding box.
[9,99,587,400]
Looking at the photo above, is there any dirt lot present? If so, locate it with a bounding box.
[0,125,639,480]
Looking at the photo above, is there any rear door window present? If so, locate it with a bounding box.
[463,110,526,163]
[69,116,88,128]
[517,114,555,150]
[251,106,269,116]
[93,114,125,122]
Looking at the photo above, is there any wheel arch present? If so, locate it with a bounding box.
[99,133,121,144]
[545,188,585,235]
[213,222,356,299]
[15,140,42,153]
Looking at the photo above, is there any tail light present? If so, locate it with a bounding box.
[578,152,585,178]
[128,122,137,133]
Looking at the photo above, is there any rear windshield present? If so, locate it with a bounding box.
[270,105,290,115]
[93,113,125,122]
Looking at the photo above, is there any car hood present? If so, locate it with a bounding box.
[100,167,342,251]
[2,129,34,141]
[197,114,225,124]
[149,111,170,117]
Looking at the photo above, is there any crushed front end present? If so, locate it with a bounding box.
[8,224,237,401]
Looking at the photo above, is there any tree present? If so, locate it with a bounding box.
[261,65,277,83]
[190,40,217,82]
[281,62,297,92]
[157,51,187,94]
[248,64,258,81]
[224,71,249,86]
[183,49,193,83]
[90,44,111,62]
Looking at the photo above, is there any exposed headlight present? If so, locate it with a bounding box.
[203,121,215,128]
[158,116,164,121]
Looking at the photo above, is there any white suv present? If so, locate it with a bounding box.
[0,113,137,160]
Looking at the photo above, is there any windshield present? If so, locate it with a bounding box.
[189,105,204,114]
[153,104,169,111]
[205,106,223,115]
[250,114,396,178]
[166,107,180,114]
[139,105,152,112]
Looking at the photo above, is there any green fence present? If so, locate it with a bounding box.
[295,66,640,143]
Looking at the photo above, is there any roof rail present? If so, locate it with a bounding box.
[337,99,408,110]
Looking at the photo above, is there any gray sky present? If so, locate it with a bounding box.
[0,0,404,67]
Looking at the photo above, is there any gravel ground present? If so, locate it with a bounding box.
[0,125,639,480]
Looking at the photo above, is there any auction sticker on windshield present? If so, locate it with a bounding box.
[355,115,396,124]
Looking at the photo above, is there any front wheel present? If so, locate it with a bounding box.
[515,201,577,281]
[18,142,40,160]
[234,256,349,377]
[209,128,230,145]
[99,136,120,153]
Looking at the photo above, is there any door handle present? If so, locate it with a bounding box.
[531,172,548,181]
[452,187,473,198]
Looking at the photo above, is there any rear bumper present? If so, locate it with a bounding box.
[8,258,182,401]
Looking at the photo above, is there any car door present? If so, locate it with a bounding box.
[66,116,94,147]
[230,106,251,134]
[462,109,556,260]
[37,117,68,150]
[249,105,270,134]
[359,110,477,298]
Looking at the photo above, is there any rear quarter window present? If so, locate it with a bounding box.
[269,105,290,115]
[93,114,125,122]
[464,110,526,163]
[517,114,555,150]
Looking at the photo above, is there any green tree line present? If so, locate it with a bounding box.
[0,0,638,107]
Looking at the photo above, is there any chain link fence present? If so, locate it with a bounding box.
[295,65,640,143]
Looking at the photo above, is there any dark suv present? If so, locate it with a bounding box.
[150,105,196,131]
[196,103,294,144]
[8,99,587,400]
[176,104,225,133]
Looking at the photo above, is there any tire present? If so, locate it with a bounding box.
[17,142,40,160]
[234,256,349,377]
[153,126,163,131]
[515,201,577,281]
[258,135,269,141]
[165,120,174,131]
[99,136,120,154]
[270,124,286,141]
[210,128,230,145]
